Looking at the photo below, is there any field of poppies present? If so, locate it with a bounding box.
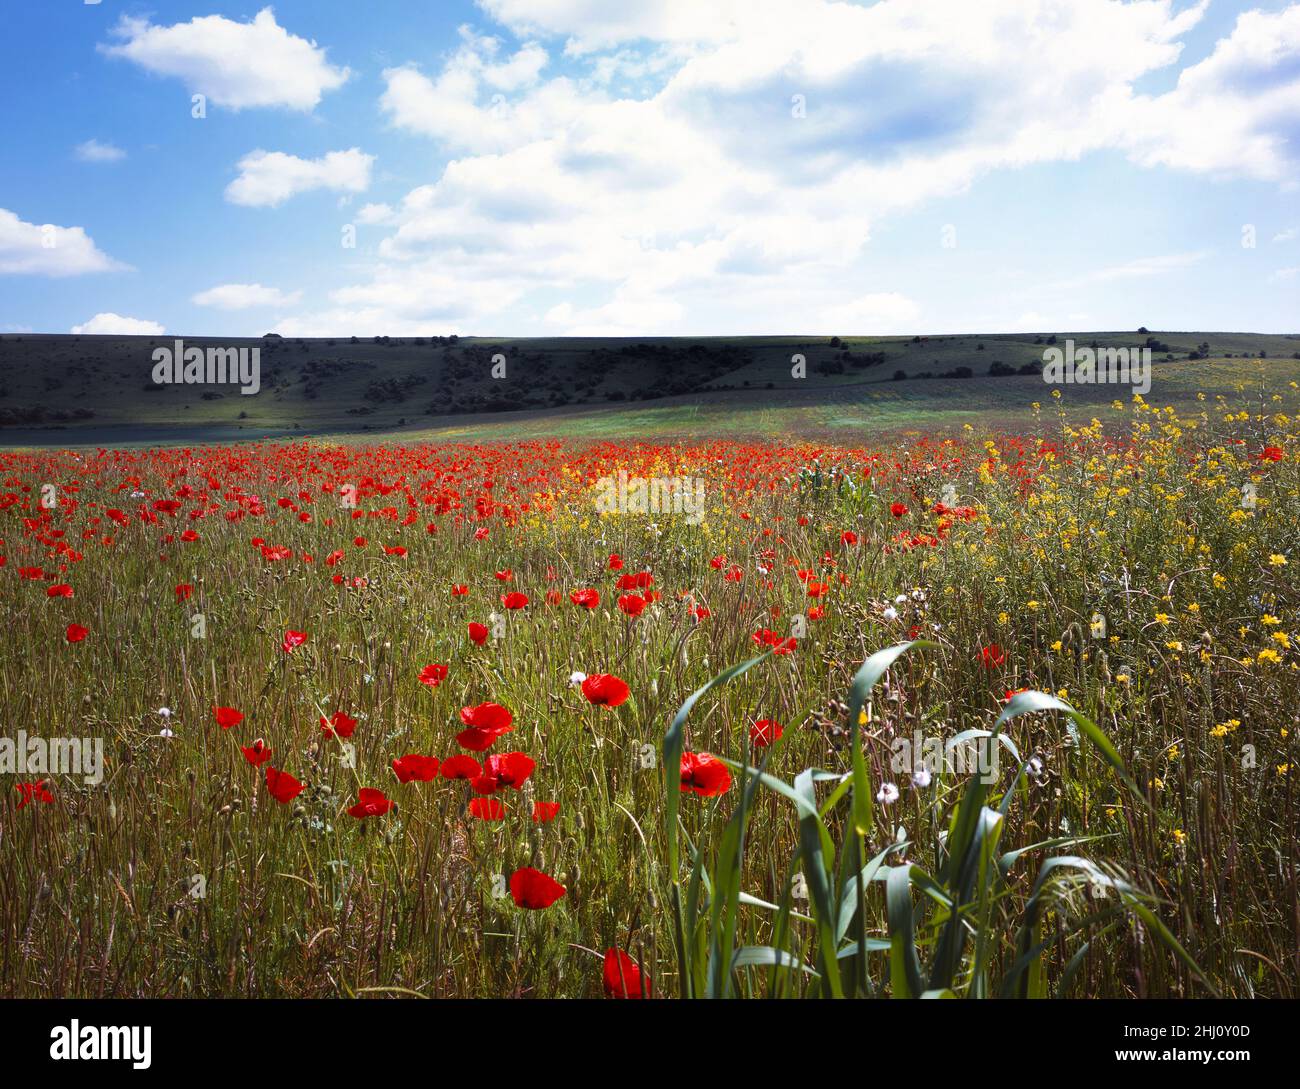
[1,387,1297,999]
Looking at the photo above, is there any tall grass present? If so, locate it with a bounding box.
[0,388,1295,997]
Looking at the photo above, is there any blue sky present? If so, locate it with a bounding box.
[1,0,1297,337]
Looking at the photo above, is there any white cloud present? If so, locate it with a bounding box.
[1274,228,1298,244]
[355,202,395,225]
[1268,267,1298,283]
[100,7,349,111]
[192,283,303,309]
[225,148,375,207]
[818,293,922,334]
[478,0,754,53]
[0,208,124,277]
[1081,252,1209,285]
[1123,5,1300,184]
[275,0,1300,334]
[75,139,126,163]
[70,312,165,335]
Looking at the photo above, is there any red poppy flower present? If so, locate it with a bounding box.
[459,702,513,732]
[581,673,630,707]
[241,739,273,767]
[680,751,731,797]
[468,621,489,645]
[418,663,448,687]
[15,780,54,809]
[174,583,195,603]
[65,623,90,643]
[509,867,566,909]
[603,948,650,999]
[265,767,304,804]
[472,751,536,792]
[841,530,858,546]
[1259,445,1284,462]
[890,502,909,518]
[979,644,1006,669]
[750,719,783,747]
[752,628,797,655]
[501,591,529,610]
[47,584,74,598]
[468,797,506,821]
[532,801,561,823]
[348,787,394,819]
[213,706,244,730]
[320,710,358,738]
[392,753,440,783]
[570,588,600,609]
[607,553,623,570]
[617,593,647,617]
[383,545,407,557]
[281,629,308,653]
[440,754,482,780]
[451,584,469,596]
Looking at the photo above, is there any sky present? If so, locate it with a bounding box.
[0,0,1297,338]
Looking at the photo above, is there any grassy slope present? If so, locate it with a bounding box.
[2,330,1298,445]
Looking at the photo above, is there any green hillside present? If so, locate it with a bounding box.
[2,329,1298,444]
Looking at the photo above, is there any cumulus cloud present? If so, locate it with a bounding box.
[192,283,303,309]
[75,139,126,163]
[355,202,396,225]
[225,148,374,207]
[1122,5,1300,184]
[275,0,1300,334]
[100,7,349,111]
[70,312,165,335]
[0,208,124,277]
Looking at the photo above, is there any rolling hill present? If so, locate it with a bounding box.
[2,329,1298,445]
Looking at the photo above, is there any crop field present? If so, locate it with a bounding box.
[2,382,1297,999]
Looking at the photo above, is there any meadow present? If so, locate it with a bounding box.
[1,384,1297,998]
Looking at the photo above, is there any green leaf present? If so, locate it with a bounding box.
[846,640,938,836]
